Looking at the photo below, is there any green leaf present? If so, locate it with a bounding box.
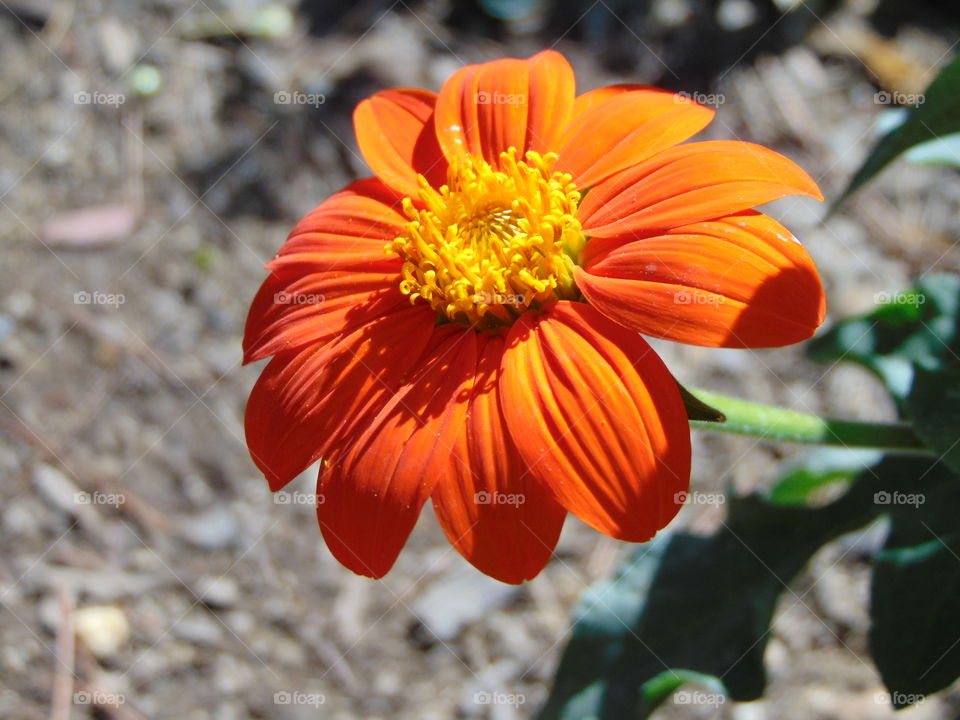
[537,454,960,719]
[765,447,883,507]
[834,54,960,207]
[538,456,897,720]
[906,365,960,473]
[905,132,960,167]
[637,670,727,717]
[809,274,960,465]
[870,460,960,701]
[807,274,960,403]
[873,110,960,168]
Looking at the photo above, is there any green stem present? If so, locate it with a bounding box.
[687,388,934,456]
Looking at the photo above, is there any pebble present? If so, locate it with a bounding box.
[197,575,240,609]
[97,17,137,74]
[4,290,34,319]
[74,605,130,660]
[30,463,100,527]
[0,314,14,340]
[175,506,240,550]
[410,565,520,643]
[173,612,224,645]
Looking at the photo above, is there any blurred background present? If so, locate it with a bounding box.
[1,0,959,718]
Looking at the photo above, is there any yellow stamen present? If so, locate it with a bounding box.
[389,148,584,328]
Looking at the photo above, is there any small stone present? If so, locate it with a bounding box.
[5,290,34,319]
[74,605,130,660]
[196,576,239,609]
[175,507,239,550]
[97,17,137,74]
[410,565,519,643]
[173,612,223,645]
[652,0,691,27]
[130,64,162,97]
[247,5,294,39]
[716,0,756,30]
[31,464,99,526]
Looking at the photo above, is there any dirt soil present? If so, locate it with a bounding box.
[1,0,959,718]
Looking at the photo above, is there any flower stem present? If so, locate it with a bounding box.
[687,388,934,456]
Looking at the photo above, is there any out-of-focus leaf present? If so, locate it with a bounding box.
[835,54,960,207]
[538,454,958,719]
[480,0,540,19]
[637,670,727,717]
[807,274,960,402]
[905,132,960,167]
[537,455,903,720]
[874,110,960,168]
[870,460,960,702]
[765,447,883,506]
[906,366,960,473]
[898,275,960,472]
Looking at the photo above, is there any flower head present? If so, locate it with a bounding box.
[244,51,825,583]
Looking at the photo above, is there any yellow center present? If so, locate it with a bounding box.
[389,148,584,328]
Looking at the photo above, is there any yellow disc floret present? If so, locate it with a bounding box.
[389,148,584,328]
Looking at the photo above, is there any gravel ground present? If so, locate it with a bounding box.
[1,1,959,718]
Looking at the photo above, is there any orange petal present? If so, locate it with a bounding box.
[577,211,826,347]
[244,305,436,491]
[500,302,690,542]
[353,89,447,198]
[431,333,566,584]
[242,270,407,363]
[555,85,714,188]
[268,178,406,278]
[317,327,478,579]
[578,141,823,238]
[435,50,575,168]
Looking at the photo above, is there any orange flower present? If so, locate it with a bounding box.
[244,51,825,583]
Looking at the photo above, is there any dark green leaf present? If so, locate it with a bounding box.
[906,365,960,473]
[538,456,898,720]
[905,132,960,168]
[807,274,960,403]
[538,454,960,719]
[834,54,960,208]
[765,447,882,507]
[870,461,960,701]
